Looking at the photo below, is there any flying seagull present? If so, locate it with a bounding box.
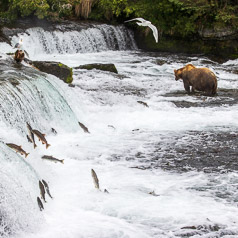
[125,18,158,43]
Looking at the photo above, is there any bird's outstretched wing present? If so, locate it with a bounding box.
[148,23,158,43]
[124,17,145,23]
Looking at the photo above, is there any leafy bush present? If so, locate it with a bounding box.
[1,0,237,39]
[8,0,50,19]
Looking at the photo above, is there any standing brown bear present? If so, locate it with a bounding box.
[174,64,217,95]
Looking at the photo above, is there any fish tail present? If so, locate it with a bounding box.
[46,144,51,149]
[61,159,64,164]
[34,144,37,149]
[25,153,30,158]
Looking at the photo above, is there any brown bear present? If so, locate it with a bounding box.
[14,50,25,63]
[174,64,217,95]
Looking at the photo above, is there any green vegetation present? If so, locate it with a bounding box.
[0,0,80,20]
[66,67,73,84]
[91,0,238,38]
[0,0,237,41]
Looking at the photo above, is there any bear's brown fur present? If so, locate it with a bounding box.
[14,50,25,63]
[174,64,217,95]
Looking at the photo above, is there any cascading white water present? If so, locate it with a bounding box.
[0,60,79,134]
[0,142,42,237]
[11,24,137,57]
[1,22,238,238]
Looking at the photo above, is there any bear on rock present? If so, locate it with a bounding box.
[174,64,217,96]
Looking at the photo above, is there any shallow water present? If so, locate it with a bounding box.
[1,27,238,238]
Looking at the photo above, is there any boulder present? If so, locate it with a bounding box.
[30,61,73,83]
[75,63,118,74]
[198,27,238,40]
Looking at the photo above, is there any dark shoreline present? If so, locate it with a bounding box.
[1,17,237,62]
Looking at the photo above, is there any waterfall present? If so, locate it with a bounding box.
[0,59,79,134]
[0,142,42,237]
[11,24,137,57]
[0,22,140,238]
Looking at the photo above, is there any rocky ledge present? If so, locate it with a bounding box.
[28,60,73,83]
[75,63,118,74]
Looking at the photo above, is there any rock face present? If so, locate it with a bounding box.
[29,61,73,83]
[134,28,238,60]
[75,63,118,74]
[198,27,238,40]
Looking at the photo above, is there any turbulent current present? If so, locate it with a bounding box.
[0,23,238,238]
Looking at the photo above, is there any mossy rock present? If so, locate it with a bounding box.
[134,29,238,61]
[75,63,118,74]
[31,61,73,83]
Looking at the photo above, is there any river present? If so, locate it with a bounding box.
[0,22,238,238]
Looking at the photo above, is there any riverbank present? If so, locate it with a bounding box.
[1,17,237,62]
[134,27,238,62]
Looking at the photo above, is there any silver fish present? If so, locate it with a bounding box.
[26,135,32,143]
[42,155,64,164]
[42,179,53,199]
[37,197,44,211]
[26,122,37,149]
[6,143,29,158]
[39,180,46,203]
[91,169,100,189]
[78,121,90,133]
[32,129,50,149]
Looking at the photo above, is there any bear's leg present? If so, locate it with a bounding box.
[183,81,190,94]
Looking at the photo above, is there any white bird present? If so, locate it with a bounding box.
[125,18,158,43]
[14,37,23,49]
[13,37,30,58]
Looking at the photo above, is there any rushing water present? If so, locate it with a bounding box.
[0,24,238,238]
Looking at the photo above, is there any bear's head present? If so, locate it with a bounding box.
[174,64,196,81]
[174,68,183,81]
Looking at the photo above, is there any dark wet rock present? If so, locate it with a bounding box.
[175,223,236,237]
[181,224,221,232]
[68,83,75,87]
[0,17,98,43]
[75,63,118,74]
[150,131,238,173]
[181,226,196,230]
[130,166,148,170]
[198,27,238,40]
[165,89,238,108]
[134,28,238,60]
[156,59,167,65]
[113,129,238,174]
[29,61,73,83]
[0,28,11,44]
